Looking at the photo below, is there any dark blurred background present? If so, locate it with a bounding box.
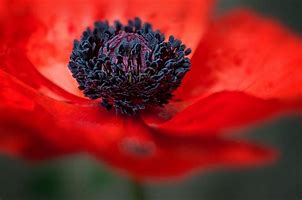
[0,0,301,199]
[217,0,302,32]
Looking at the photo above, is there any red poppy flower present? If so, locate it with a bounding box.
[0,0,302,181]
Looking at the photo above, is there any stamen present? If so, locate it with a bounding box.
[68,17,191,115]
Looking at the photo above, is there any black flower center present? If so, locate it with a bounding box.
[68,17,191,115]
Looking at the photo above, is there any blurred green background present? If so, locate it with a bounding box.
[0,0,301,199]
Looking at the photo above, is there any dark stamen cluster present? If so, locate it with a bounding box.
[68,17,191,115]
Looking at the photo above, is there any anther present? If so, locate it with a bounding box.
[68,17,191,115]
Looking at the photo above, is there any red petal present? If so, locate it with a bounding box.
[0,88,75,158]
[0,69,119,159]
[0,70,275,179]
[175,10,302,101]
[96,119,276,180]
[159,91,302,136]
[0,0,104,97]
[0,49,87,103]
[123,0,214,50]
